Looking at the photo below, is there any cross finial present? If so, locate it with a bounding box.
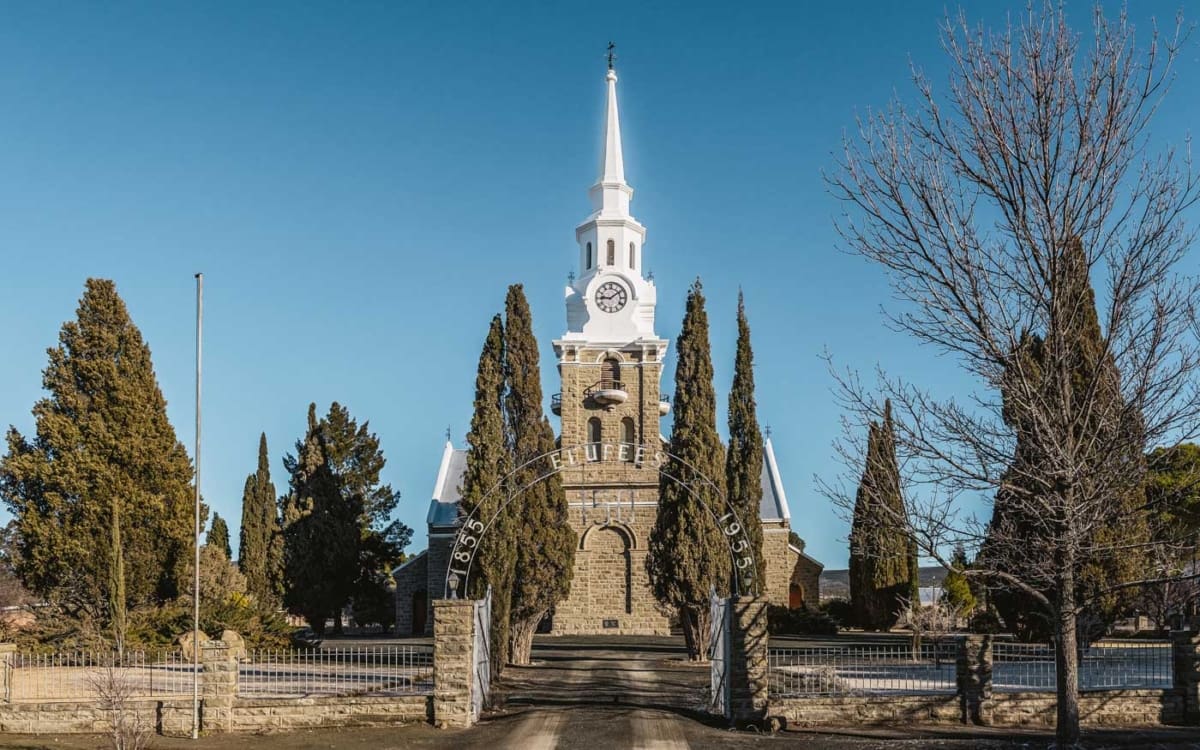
[568,270,575,283]
[445,425,452,443]
[764,424,773,440]
[607,41,616,70]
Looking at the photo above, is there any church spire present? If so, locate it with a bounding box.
[589,55,633,218]
[599,67,625,186]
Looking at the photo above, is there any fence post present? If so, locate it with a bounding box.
[956,634,992,725]
[728,595,769,727]
[0,644,14,703]
[1172,630,1200,725]
[200,640,237,733]
[432,599,475,729]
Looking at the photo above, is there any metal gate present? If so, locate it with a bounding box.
[709,589,731,719]
[470,586,492,721]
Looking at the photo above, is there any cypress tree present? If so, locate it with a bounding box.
[459,314,515,671]
[648,279,727,660]
[503,285,576,665]
[0,279,195,628]
[725,291,766,591]
[239,433,282,606]
[983,238,1148,640]
[847,400,912,630]
[208,513,231,559]
[282,403,410,635]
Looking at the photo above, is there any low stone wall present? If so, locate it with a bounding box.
[0,699,192,735]
[991,689,1184,727]
[0,694,431,735]
[229,695,431,732]
[774,694,962,727]
[774,689,1184,728]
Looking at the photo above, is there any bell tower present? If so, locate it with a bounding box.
[553,60,670,456]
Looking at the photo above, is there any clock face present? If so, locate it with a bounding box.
[594,281,628,313]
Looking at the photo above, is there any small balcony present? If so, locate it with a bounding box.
[551,393,562,416]
[585,380,628,407]
[658,393,672,416]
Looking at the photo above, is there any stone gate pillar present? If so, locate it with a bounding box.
[1172,630,1200,725]
[728,595,769,727]
[433,599,476,729]
[200,640,238,733]
[956,634,993,725]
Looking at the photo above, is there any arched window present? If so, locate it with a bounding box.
[629,242,636,270]
[604,357,621,387]
[586,242,592,269]
[588,417,602,446]
[621,417,636,459]
[606,239,615,266]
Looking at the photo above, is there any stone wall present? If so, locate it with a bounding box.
[0,695,431,735]
[773,690,1185,728]
[790,555,821,610]
[229,695,430,731]
[762,525,791,605]
[393,551,429,636]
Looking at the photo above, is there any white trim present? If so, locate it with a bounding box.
[763,437,791,521]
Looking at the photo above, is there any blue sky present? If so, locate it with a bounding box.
[0,1,1196,571]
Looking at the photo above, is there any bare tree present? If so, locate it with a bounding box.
[88,658,154,750]
[824,4,1200,744]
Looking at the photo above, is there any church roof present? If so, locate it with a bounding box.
[760,437,791,522]
[428,436,796,528]
[427,441,467,530]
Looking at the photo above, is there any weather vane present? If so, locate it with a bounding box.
[607,41,617,70]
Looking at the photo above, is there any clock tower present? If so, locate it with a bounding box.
[550,61,672,635]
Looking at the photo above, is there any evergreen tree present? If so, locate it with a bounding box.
[282,403,411,635]
[725,292,766,591]
[459,314,515,671]
[208,513,231,559]
[982,239,1149,641]
[648,279,727,660]
[503,285,575,665]
[848,400,912,630]
[941,544,977,616]
[239,433,282,606]
[0,279,195,629]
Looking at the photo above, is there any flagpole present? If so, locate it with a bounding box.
[192,273,203,740]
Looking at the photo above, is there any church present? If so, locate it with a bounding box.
[393,63,822,636]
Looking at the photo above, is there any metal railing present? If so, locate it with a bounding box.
[584,380,626,398]
[993,640,1172,692]
[5,650,197,703]
[768,642,959,697]
[238,645,434,698]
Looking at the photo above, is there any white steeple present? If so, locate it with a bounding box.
[591,68,631,216]
[558,57,662,350]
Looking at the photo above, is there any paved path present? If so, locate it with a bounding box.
[473,636,710,749]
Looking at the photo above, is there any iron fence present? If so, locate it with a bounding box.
[237,645,434,698]
[993,639,1172,692]
[768,642,959,697]
[4,650,197,703]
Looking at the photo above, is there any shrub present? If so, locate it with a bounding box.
[767,604,838,636]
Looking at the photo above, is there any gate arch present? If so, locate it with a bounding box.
[443,441,758,600]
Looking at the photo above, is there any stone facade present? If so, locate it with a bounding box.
[393,551,429,636]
